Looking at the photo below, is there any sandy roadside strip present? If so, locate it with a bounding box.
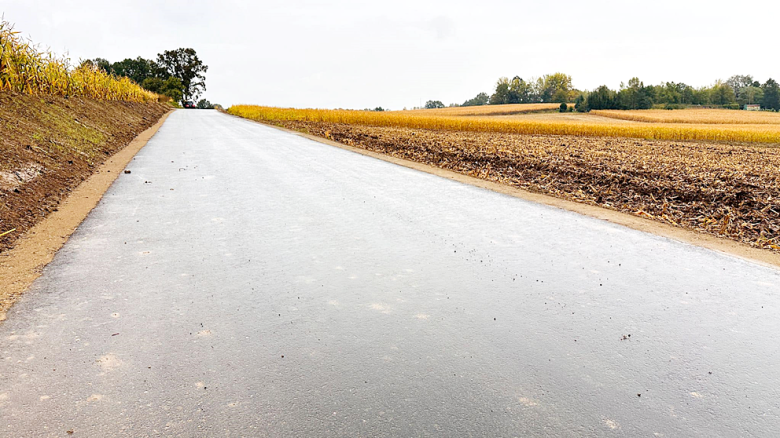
[234,115,780,270]
[0,111,173,321]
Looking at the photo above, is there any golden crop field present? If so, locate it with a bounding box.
[592,109,780,125]
[402,103,565,116]
[0,20,157,102]
[228,105,780,144]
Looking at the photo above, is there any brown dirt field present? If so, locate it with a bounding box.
[0,92,170,253]
[280,120,780,252]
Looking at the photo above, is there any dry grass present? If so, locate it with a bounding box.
[228,105,780,144]
[593,109,780,125]
[0,19,157,102]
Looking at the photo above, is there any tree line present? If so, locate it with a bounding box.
[438,74,780,111]
[83,48,209,106]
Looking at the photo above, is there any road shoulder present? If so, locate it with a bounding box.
[0,111,172,320]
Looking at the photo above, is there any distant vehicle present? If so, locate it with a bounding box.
[183,101,195,108]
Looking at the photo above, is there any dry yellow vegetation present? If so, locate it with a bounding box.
[402,103,564,116]
[0,19,157,102]
[228,105,780,144]
[593,109,780,125]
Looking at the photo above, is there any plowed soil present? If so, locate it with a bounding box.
[282,121,780,251]
[0,93,169,252]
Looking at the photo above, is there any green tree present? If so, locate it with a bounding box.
[574,94,587,112]
[762,79,780,110]
[196,99,213,109]
[539,73,573,103]
[80,58,111,72]
[462,92,489,106]
[111,57,159,85]
[587,85,617,110]
[424,100,445,109]
[510,77,537,103]
[710,82,736,106]
[156,48,208,102]
[142,77,184,103]
[726,74,755,101]
[490,77,511,105]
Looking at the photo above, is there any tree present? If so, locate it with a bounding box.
[710,82,736,106]
[80,58,111,72]
[574,94,587,112]
[540,73,573,103]
[559,102,568,113]
[490,77,511,105]
[738,86,764,106]
[509,77,536,103]
[726,74,755,101]
[142,77,184,103]
[617,78,654,109]
[156,48,208,102]
[424,100,445,109]
[462,92,489,106]
[587,85,617,110]
[763,79,780,111]
[111,57,159,85]
[196,99,213,109]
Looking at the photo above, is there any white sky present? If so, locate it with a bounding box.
[2,0,779,109]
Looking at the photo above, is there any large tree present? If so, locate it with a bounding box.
[156,48,208,102]
[763,79,780,111]
[424,100,445,109]
[587,85,617,110]
[490,77,511,105]
[111,57,159,85]
[462,92,489,106]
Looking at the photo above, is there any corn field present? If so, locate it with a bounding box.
[0,19,157,102]
[404,103,565,116]
[228,105,780,144]
[593,109,780,125]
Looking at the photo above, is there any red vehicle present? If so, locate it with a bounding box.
[183,101,195,108]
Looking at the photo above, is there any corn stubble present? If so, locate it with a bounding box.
[0,20,157,102]
[229,105,780,250]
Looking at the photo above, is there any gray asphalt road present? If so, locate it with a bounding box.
[1,110,779,437]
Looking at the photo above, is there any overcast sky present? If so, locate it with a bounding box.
[2,0,779,109]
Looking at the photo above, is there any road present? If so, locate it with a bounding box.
[1,110,779,436]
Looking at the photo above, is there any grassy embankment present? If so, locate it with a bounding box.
[0,20,169,252]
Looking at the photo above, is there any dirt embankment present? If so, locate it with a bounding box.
[280,121,780,252]
[0,93,169,252]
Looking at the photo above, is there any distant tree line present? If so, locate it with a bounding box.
[444,74,780,111]
[82,48,208,105]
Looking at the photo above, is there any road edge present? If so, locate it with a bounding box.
[228,113,780,270]
[0,111,174,321]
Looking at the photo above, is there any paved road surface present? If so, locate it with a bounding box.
[2,110,779,436]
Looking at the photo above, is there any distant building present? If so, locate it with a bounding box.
[745,104,761,111]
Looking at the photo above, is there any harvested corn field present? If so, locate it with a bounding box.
[268,119,780,251]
